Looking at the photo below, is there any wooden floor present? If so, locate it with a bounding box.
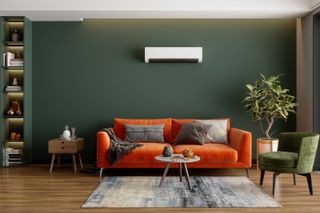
[0,165,320,213]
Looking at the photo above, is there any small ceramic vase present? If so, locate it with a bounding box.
[15,133,21,141]
[11,29,19,42]
[162,146,173,157]
[62,125,71,140]
[10,132,17,140]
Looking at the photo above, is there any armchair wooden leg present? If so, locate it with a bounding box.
[245,169,249,178]
[306,173,313,195]
[299,173,313,195]
[293,173,296,186]
[272,172,280,195]
[260,170,265,185]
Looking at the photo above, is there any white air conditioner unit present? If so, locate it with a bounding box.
[144,47,203,63]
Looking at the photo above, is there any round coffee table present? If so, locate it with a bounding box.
[155,154,200,189]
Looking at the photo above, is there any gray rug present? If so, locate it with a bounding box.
[82,176,281,208]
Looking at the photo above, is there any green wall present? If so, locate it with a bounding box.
[32,19,296,162]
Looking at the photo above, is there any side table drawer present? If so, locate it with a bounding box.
[49,145,78,153]
[48,139,84,153]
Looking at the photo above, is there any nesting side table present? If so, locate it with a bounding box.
[48,138,84,173]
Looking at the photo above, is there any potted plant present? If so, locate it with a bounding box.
[243,74,297,153]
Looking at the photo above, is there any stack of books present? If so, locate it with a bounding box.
[5,85,22,92]
[9,59,24,67]
[2,52,24,67]
[2,148,23,166]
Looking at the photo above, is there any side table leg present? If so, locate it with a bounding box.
[78,153,83,168]
[49,154,55,173]
[159,163,171,187]
[183,163,192,190]
[179,163,182,182]
[72,154,77,173]
[57,154,60,168]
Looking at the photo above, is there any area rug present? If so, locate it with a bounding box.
[82,176,281,208]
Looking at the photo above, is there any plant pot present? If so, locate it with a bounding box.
[256,138,279,170]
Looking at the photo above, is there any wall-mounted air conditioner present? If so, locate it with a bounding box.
[144,47,203,63]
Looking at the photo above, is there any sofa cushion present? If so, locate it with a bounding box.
[258,151,298,168]
[116,142,172,163]
[125,124,164,142]
[172,118,230,142]
[174,123,210,145]
[114,118,172,142]
[173,143,238,163]
[194,119,228,143]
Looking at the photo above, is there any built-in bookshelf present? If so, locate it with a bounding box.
[0,17,32,167]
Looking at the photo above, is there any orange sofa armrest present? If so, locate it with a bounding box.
[228,127,252,167]
[96,130,111,168]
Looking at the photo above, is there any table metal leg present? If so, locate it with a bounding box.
[183,163,192,189]
[179,163,183,182]
[49,154,55,173]
[57,154,60,168]
[78,153,83,168]
[72,154,77,173]
[159,163,171,187]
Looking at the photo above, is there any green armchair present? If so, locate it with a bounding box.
[259,132,319,195]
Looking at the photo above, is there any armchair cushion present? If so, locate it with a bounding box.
[259,151,298,168]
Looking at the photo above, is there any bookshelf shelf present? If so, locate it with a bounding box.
[2,115,24,118]
[0,16,32,167]
[2,66,24,70]
[3,41,24,46]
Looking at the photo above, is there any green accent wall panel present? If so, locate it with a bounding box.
[32,19,296,162]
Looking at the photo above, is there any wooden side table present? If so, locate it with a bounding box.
[48,138,84,173]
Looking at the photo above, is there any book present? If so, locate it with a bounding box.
[6,52,15,66]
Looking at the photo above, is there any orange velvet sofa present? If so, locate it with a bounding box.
[97,118,252,176]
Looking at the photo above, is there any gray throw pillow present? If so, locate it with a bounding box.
[125,124,164,142]
[174,123,211,145]
[193,119,228,143]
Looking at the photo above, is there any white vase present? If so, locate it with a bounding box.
[62,129,71,140]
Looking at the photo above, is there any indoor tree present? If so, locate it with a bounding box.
[243,74,297,139]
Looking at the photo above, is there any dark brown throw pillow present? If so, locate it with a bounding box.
[174,123,210,145]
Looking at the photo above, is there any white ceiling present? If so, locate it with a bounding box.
[0,0,319,21]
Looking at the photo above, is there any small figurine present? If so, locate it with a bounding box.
[12,77,18,86]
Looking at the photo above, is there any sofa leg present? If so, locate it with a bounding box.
[99,168,104,180]
[293,173,296,186]
[245,168,249,178]
[260,170,265,185]
[272,172,280,196]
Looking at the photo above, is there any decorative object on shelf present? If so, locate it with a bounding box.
[162,146,173,157]
[12,77,19,86]
[10,132,17,140]
[11,28,20,42]
[182,149,194,158]
[62,125,71,140]
[7,107,14,115]
[9,131,22,141]
[15,133,22,141]
[71,127,77,140]
[9,100,22,115]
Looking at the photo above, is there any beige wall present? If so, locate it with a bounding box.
[297,7,320,131]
